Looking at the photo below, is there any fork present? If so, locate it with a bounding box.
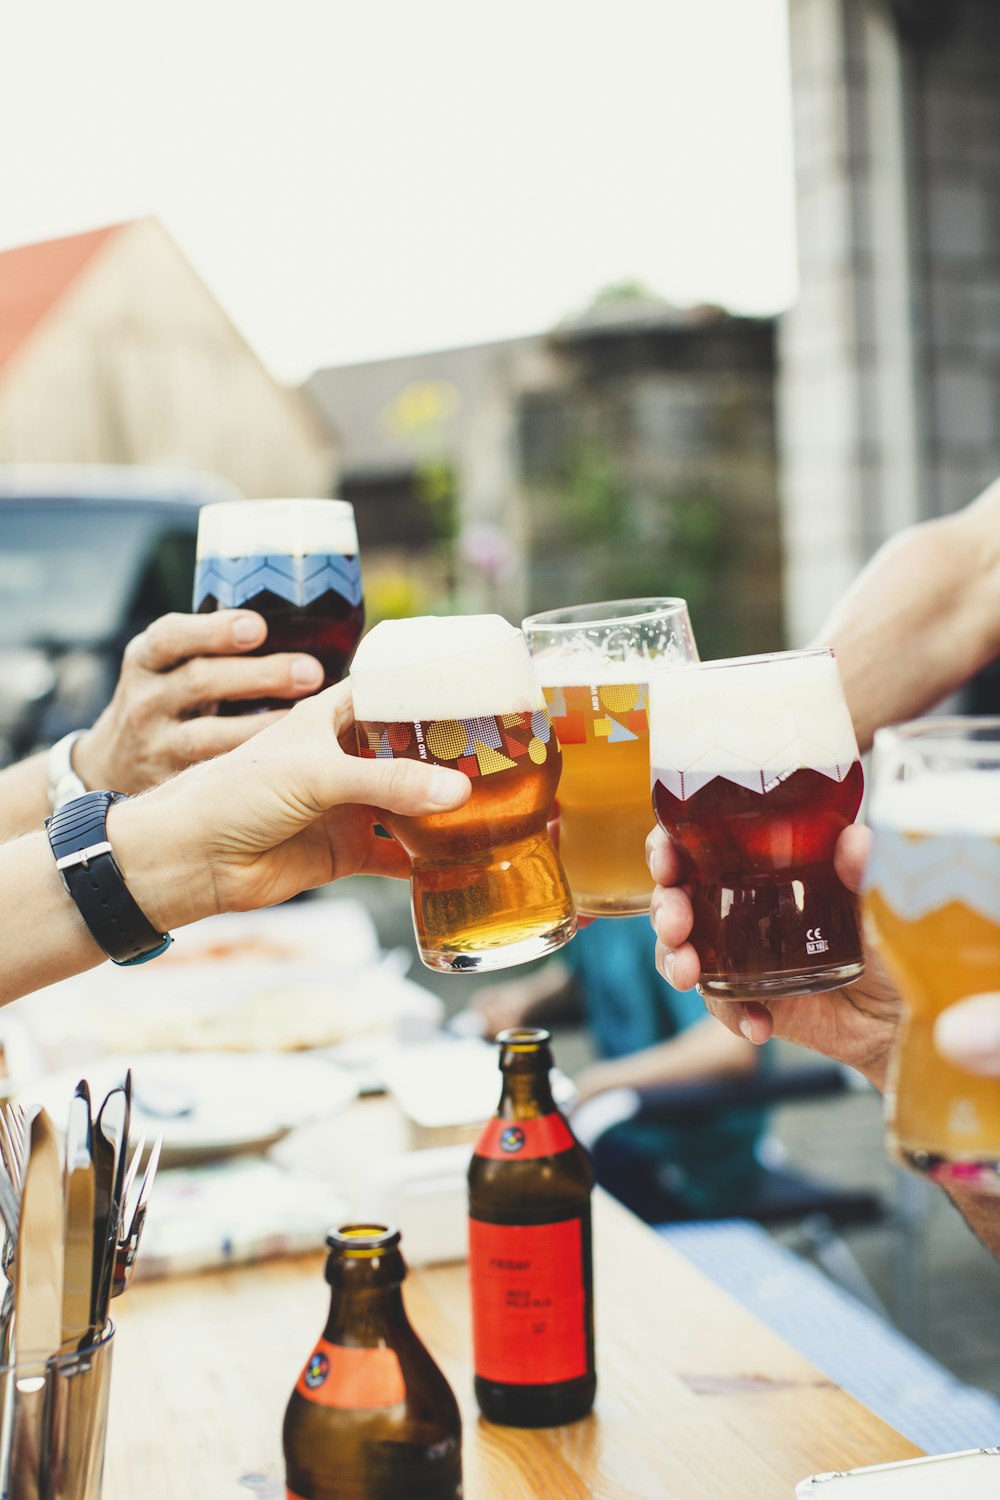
[0,1104,27,1362]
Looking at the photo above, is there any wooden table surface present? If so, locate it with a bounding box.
[102,1105,922,1499]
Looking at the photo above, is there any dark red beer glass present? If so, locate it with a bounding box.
[649,648,865,998]
[194,499,364,713]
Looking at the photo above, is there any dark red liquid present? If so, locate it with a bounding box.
[197,578,364,714]
[652,763,865,994]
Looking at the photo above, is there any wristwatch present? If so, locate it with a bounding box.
[47,730,88,811]
[45,791,173,966]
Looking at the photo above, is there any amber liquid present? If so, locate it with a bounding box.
[866,885,1000,1190]
[362,725,576,971]
[543,685,653,917]
[652,762,865,997]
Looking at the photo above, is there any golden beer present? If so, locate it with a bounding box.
[523,600,698,916]
[351,615,576,972]
[865,721,1000,1190]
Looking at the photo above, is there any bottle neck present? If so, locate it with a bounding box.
[497,1055,558,1120]
[324,1283,408,1344]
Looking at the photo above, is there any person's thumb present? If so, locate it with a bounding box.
[934,994,1000,1077]
[336,752,471,818]
[833,822,873,895]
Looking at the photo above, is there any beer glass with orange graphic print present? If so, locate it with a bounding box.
[650,648,865,999]
[351,615,576,972]
[865,718,1000,1191]
[522,599,698,916]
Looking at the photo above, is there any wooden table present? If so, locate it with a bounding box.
[102,1117,921,1499]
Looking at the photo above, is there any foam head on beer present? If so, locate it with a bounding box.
[871,769,1000,837]
[649,648,859,787]
[196,498,359,560]
[350,614,545,723]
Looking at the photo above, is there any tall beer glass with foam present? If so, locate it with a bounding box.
[649,648,865,999]
[522,598,698,916]
[194,499,364,711]
[351,615,576,972]
[865,718,1000,1191]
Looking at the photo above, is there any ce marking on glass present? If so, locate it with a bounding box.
[806,927,829,955]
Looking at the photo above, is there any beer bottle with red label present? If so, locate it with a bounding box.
[283,1224,463,1500]
[468,1026,596,1426]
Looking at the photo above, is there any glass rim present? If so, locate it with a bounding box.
[522,597,690,632]
[197,497,356,519]
[874,715,1000,761]
[657,646,833,674]
[2,1320,115,1377]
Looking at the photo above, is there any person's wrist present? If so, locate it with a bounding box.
[106,791,217,934]
[70,725,108,796]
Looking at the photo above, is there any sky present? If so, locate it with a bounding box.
[1,1,797,384]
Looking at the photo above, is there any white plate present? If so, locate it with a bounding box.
[381,1037,575,1130]
[20,1052,358,1166]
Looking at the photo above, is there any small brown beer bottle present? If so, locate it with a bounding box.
[468,1027,596,1427]
[283,1224,463,1500]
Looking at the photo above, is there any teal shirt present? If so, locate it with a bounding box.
[565,917,765,1215]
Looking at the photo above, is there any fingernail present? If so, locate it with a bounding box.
[659,948,676,986]
[232,615,263,645]
[738,1017,756,1042]
[429,768,467,807]
[291,657,323,687]
[648,846,667,881]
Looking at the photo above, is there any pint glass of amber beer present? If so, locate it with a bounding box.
[351,615,576,972]
[194,499,364,711]
[649,648,865,998]
[865,718,1000,1191]
[522,598,698,917]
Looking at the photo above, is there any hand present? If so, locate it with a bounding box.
[647,823,901,1089]
[110,681,472,932]
[935,995,1000,1077]
[73,611,325,795]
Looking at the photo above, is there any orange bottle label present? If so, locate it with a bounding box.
[473,1112,576,1161]
[295,1338,406,1410]
[469,1217,588,1386]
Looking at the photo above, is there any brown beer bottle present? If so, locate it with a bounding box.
[468,1027,596,1426]
[283,1224,463,1500]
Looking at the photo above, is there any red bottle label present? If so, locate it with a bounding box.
[287,1492,307,1499]
[473,1112,576,1161]
[294,1338,406,1410]
[468,1217,588,1385]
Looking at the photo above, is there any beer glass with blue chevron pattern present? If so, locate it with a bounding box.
[194,499,364,713]
[866,718,1000,1190]
[650,648,865,999]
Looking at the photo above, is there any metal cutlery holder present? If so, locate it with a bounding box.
[0,1325,114,1500]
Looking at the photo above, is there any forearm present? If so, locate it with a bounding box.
[815,481,1000,751]
[0,753,50,843]
[583,1018,757,1095]
[0,831,105,1004]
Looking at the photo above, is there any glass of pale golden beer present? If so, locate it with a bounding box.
[650,647,865,998]
[521,598,698,916]
[350,615,576,972]
[865,718,1000,1191]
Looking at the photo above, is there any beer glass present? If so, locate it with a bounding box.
[194,499,364,712]
[522,598,698,916]
[351,614,576,972]
[865,718,1000,1191]
[649,647,865,998]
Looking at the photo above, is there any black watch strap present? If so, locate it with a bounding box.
[45,792,173,967]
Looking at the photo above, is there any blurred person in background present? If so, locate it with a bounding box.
[0,608,325,842]
[471,915,764,1222]
[649,475,1000,1252]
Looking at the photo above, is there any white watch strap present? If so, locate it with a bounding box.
[46,730,88,812]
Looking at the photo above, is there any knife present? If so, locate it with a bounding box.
[89,1087,126,1337]
[14,1108,64,1362]
[60,1092,94,1354]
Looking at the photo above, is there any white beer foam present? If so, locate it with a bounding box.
[351,615,545,721]
[197,500,358,558]
[532,650,684,688]
[648,650,859,775]
[872,770,1000,837]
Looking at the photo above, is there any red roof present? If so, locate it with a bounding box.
[0,223,125,376]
